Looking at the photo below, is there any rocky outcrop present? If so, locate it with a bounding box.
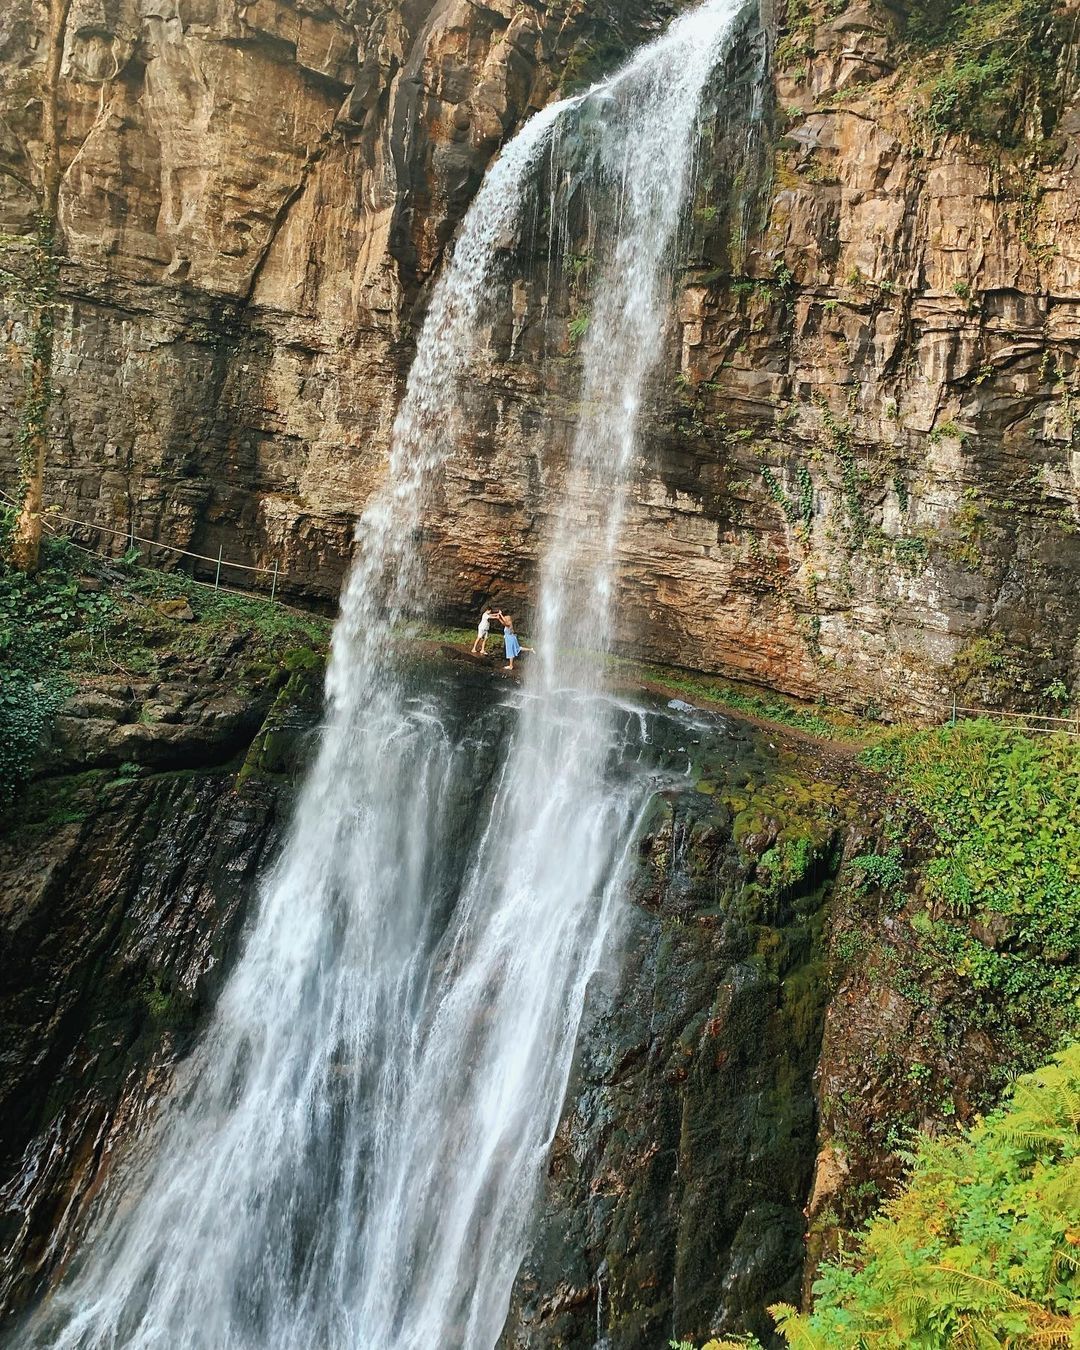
[500,715,866,1349]
[0,623,869,1344]
[0,767,284,1317]
[2,2,1080,707]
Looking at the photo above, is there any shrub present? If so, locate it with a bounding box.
[0,543,114,809]
[850,846,904,893]
[0,670,67,810]
[568,311,590,346]
[772,1043,1080,1347]
[907,0,1066,143]
[862,721,1080,1043]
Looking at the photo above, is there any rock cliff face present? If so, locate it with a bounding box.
[0,0,689,601]
[0,603,326,1321]
[501,715,852,1348]
[3,1,1080,716]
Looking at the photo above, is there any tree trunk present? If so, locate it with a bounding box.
[10,0,71,574]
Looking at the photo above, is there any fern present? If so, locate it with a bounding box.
[768,1305,830,1350]
[772,1046,1080,1349]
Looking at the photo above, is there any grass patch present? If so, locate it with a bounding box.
[615,658,878,743]
[127,568,328,657]
[0,532,113,807]
[0,525,330,811]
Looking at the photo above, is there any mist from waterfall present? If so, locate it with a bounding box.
[23,3,747,1346]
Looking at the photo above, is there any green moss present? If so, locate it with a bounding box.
[127,569,328,660]
[237,647,326,785]
[0,532,112,807]
[630,663,876,743]
[728,763,851,903]
[944,498,984,570]
[949,631,1019,704]
[906,0,1067,144]
[0,530,330,815]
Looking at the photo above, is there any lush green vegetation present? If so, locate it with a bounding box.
[863,721,1080,1055]
[676,1046,1080,1349]
[774,1044,1080,1347]
[0,531,111,806]
[906,0,1066,143]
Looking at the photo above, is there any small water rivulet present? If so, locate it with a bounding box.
[21,3,748,1346]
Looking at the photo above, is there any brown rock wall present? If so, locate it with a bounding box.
[2,0,1080,714]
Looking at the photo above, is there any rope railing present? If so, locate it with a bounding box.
[944,701,1080,737]
[3,490,1078,733]
[0,487,284,602]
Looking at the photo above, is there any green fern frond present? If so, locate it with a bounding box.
[768,1303,831,1350]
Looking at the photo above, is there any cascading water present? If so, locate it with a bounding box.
[22,3,747,1347]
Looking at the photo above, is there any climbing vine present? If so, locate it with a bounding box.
[817,406,868,550]
[760,463,815,535]
[907,0,1067,145]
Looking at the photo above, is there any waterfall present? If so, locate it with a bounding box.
[23,3,746,1347]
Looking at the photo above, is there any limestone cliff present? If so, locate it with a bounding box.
[2,0,1079,716]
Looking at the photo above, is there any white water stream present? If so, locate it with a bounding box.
[28,3,745,1346]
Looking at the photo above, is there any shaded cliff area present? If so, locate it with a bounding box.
[0,547,329,1317]
[0,537,865,1341]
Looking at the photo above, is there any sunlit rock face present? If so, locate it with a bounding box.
[1,0,1079,717]
[0,0,689,608]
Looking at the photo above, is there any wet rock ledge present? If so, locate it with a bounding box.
[0,561,330,1318]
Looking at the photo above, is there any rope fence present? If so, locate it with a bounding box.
[0,487,284,602]
[944,701,1080,738]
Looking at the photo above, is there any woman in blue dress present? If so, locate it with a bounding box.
[497,612,533,671]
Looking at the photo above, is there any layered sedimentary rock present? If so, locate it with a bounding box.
[2,0,1079,716]
[0,0,686,599]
